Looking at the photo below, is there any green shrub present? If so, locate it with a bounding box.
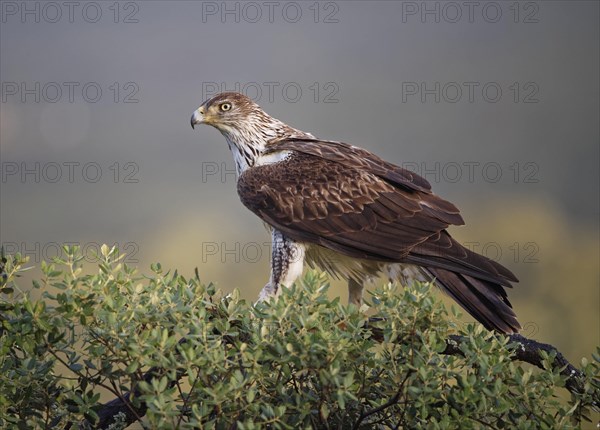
[0,246,598,429]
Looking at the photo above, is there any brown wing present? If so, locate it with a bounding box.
[242,141,516,285]
[238,139,520,333]
[240,153,446,258]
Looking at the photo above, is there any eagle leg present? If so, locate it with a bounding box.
[257,229,305,302]
[348,278,364,306]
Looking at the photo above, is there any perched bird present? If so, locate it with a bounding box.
[191,92,520,333]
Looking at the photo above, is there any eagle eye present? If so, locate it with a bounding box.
[219,102,232,112]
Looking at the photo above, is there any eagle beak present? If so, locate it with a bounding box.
[190,107,205,129]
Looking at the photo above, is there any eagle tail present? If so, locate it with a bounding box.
[426,267,521,334]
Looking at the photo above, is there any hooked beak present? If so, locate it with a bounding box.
[190,107,205,129]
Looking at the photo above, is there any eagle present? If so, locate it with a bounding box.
[191,92,520,334]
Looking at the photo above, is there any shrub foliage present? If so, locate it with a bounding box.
[0,246,598,429]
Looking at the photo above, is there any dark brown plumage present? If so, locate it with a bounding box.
[191,92,521,334]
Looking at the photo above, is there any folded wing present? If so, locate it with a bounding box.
[238,138,520,332]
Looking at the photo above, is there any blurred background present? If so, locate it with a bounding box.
[1,1,598,367]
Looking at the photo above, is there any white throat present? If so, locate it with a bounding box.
[224,135,259,176]
[219,117,313,177]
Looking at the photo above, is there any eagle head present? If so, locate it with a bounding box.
[190,92,258,132]
[190,92,308,174]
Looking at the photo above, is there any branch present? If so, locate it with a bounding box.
[446,334,589,396]
[66,321,597,429]
[52,344,188,429]
[362,324,598,426]
[366,323,593,401]
[351,370,412,430]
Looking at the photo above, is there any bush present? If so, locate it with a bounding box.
[0,246,598,429]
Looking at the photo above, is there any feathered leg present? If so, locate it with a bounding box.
[257,229,305,302]
[348,278,364,306]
